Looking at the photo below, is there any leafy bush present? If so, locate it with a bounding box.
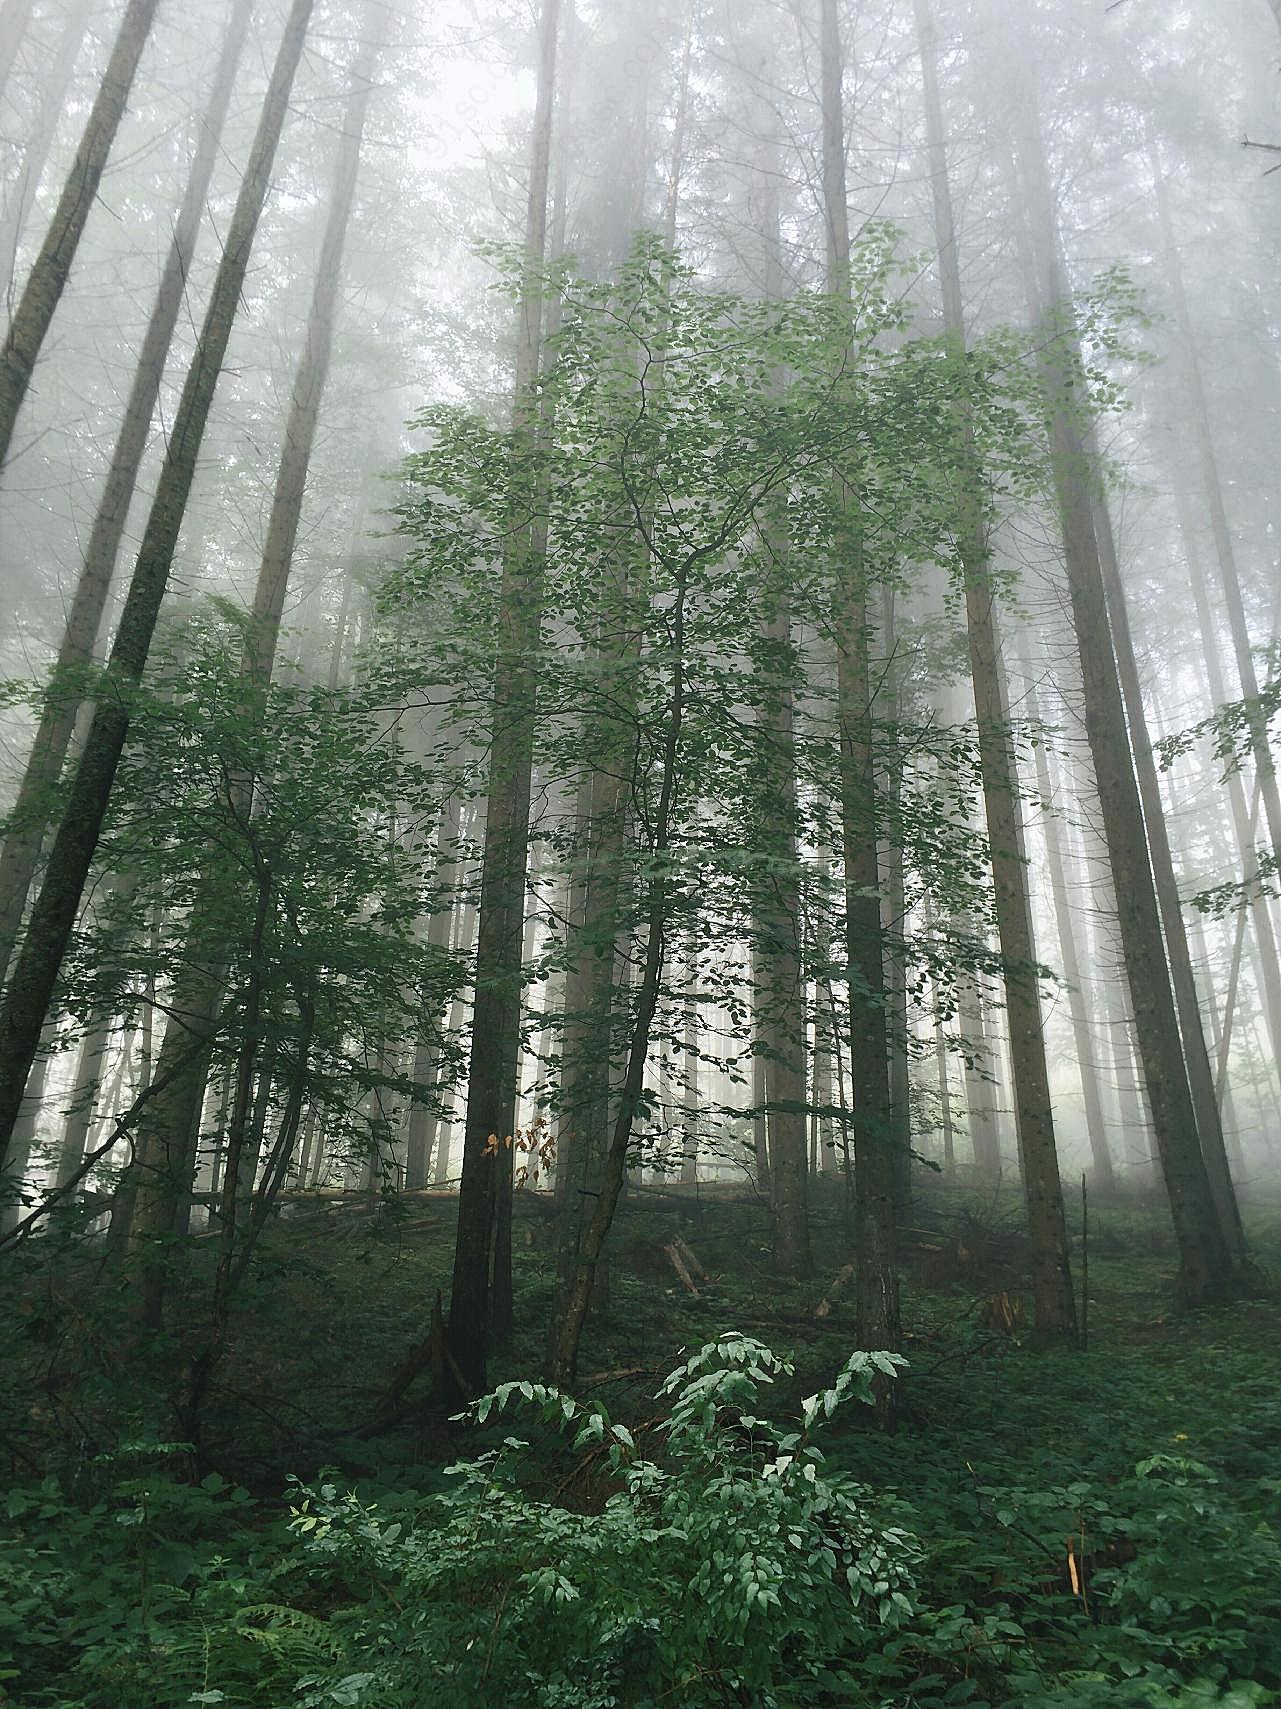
[285,1334,918,1707]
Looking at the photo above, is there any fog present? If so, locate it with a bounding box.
[0,0,1278,1346]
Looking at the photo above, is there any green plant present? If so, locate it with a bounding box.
[284,1334,917,1706]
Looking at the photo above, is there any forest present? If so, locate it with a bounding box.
[0,0,1279,1703]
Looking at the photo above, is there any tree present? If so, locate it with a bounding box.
[0,0,318,1170]
[121,0,388,1326]
[0,0,255,986]
[913,0,1076,1341]
[819,0,901,1383]
[447,0,562,1398]
[0,0,160,474]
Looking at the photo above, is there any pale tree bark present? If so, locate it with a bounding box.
[0,0,161,473]
[914,0,1077,1339]
[448,0,561,1399]
[0,0,35,105]
[0,0,92,312]
[958,965,1001,1179]
[55,1007,113,1191]
[546,1,687,1358]
[1090,491,1245,1257]
[748,71,810,1275]
[1021,671,1114,1191]
[119,4,383,1323]
[820,0,900,1382]
[1151,153,1281,871]
[0,0,318,1169]
[1168,481,1281,1085]
[1009,104,1238,1302]
[0,0,255,986]
[680,996,700,1186]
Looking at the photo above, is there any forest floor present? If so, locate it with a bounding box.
[3,1178,1280,1706]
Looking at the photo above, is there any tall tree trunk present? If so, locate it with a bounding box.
[0,0,317,1169]
[1090,489,1245,1258]
[0,0,92,313]
[55,1007,113,1190]
[1009,109,1236,1304]
[1021,669,1114,1191]
[1150,151,1281,871]
[0,0,255,985]
[914,0,1077,1339]
[820,0,901,1385]
[0,0,35,106]
[0,0,161,473]
[0,1024,54,1234]
[121,5,381,1319]
[448,0,561,1399]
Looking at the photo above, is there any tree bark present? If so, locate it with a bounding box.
[0,0,317,1168]
[820,0,900,1384]
[1021,668,1114,1191]
[447,0,562,1399]
[0,0,35,107]
[0,0,92,313]
[1090,489,1245,1257]
[0,0,255,985]
[914,0,1077,1340]
[121,3,381,1318]
[0,0,160,473]
[1010,115,1236,1303]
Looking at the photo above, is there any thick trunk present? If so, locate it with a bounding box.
[0,0,160,472]
[1004,82,1236,1302]
[915,0,1076,1340]
[448,0,561,1400]
[0,0,317,1168]
[821,0,899,1381]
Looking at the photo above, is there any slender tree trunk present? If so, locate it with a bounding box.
[0,0,317,1169]
[914,0,1077,1339]
[0,0,161,473]
[1021,667,1114,1190]
[448,0,561,1399]
[0,0,255,986]
[56,1008,113,1190]
[1168,477,1281,1084]
[821,0,900,1382]
[680,995,699,1186]
[0,1025,54,1234]
[1151,152,1281,870]
[0,0,92,313]
[1090,489,1245,1257]
[1009,113,1236,1303]
[122,5,380,1314]
[0,0,35,106]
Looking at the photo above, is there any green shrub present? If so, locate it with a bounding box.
[284,1334,918,1707]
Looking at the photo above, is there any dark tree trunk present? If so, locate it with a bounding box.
[122,4,381,1320]
[914,0,1077,1341]
[0,0,161,473]
[448,0,562,1400]
[0,0,317,1169]
[0,0,254,986]
[821,0,900,1387]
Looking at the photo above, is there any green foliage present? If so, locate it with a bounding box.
[283,1334,918,1707]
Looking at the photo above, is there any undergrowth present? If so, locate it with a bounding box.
[1,1190,1278,1706]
